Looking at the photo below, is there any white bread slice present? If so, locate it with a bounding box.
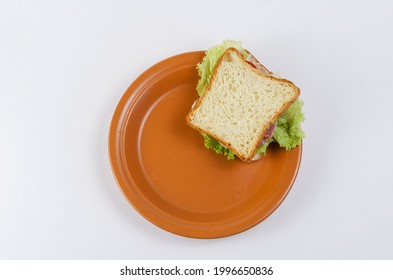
[186,48,300,162]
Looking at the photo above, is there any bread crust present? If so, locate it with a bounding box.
[186,48,300,162]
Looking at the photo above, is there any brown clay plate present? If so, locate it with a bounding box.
[108,51,302,238]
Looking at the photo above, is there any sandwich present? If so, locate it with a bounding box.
[186,40,305,162]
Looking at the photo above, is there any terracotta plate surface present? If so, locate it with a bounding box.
[109,51,302,238]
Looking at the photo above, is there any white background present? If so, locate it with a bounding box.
[1,0,392,260]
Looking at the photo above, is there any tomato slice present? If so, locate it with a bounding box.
[245,60,257,69]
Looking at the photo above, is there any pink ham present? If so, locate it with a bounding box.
[257,121,277,146]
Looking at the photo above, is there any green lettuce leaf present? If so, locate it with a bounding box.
[202,134,235,160]
[273,100,305,150]
[255,138,274,156]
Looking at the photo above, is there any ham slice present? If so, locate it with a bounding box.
[263,121,276,140]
